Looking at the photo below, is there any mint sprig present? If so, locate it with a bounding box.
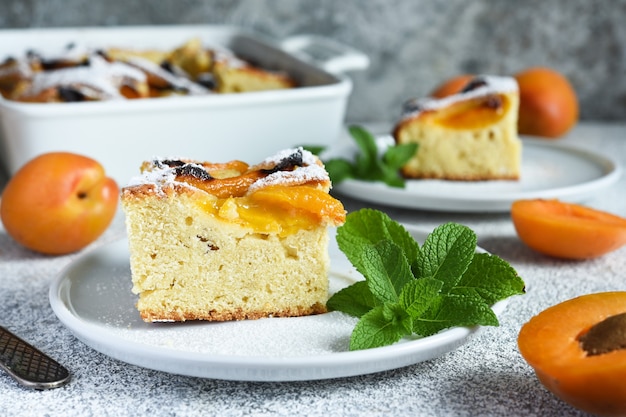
[327,209,525,351]
[305,125,418,188]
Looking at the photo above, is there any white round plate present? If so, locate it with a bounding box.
[49,226,506,382]
[331,138,621,212]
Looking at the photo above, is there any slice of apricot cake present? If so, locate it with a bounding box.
[121,148,346,322]
[394,75,521,181]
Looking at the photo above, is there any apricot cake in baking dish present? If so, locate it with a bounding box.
[121,148,346,322]
[0,38,295,102]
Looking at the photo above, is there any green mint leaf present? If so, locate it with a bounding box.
[323,158,354,184]
[330,208,525,351]
[412,293,499,337]
[381,302,414,335]
[379,164,406,188]
[450,252,525,304]
[327,281,378,318]
[349,303,412,351]
[310,125,418,187]
[350,125,379,176]
[361,240,414,304]
[374,143,418,188]
[383,143,418,169]
[417,223,476,290]
[399,277,443,318]
[336,209,420,277]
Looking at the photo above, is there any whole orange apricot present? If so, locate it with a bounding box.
[429,74,474,98]
[0,152,119,255]
[514,67,579,138]
[518,292,626,417]
[511,199,626,259]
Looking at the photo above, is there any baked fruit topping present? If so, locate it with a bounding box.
[0,37,296,102]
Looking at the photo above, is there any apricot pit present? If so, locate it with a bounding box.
[578,312,626,356]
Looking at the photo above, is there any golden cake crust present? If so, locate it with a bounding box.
[139,301,327,322]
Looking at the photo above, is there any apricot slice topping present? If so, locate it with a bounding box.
[511,199,626,259]
[434,94,510,130]
[518,292,626,417]
[429,74,475,98]
[249,185,346,226]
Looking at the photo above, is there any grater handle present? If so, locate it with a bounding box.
[0,325,70,390]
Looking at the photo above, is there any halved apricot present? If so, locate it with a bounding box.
[511,199,626,259]
[518,292,626,417]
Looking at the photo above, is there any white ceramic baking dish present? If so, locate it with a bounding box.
[0,25,368,183]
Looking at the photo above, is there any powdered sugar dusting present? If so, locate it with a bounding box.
[103,311,358,357]
[247,163,329,193]
[124,148,330,195]
[251,147,317,169]
[36,41,91,64]
[126,161,176,187]
[247,147,329,193]
[212,46,248,69]
[125,56,210,95]
[27,54,147,99]
[124,158,204,197]
[0,59,32,79]
[400,75,518,121]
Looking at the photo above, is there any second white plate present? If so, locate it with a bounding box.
[331,138,621,212]
[49,226,506,382]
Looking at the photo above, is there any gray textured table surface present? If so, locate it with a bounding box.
[0,122,624,417]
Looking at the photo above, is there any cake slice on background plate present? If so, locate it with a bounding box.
[393,75,521,181]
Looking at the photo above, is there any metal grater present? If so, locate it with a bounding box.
[0,326,70,389]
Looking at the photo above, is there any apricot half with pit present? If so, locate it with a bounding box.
[518,292,626,417]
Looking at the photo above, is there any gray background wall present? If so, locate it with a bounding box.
[1,0,625,124]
